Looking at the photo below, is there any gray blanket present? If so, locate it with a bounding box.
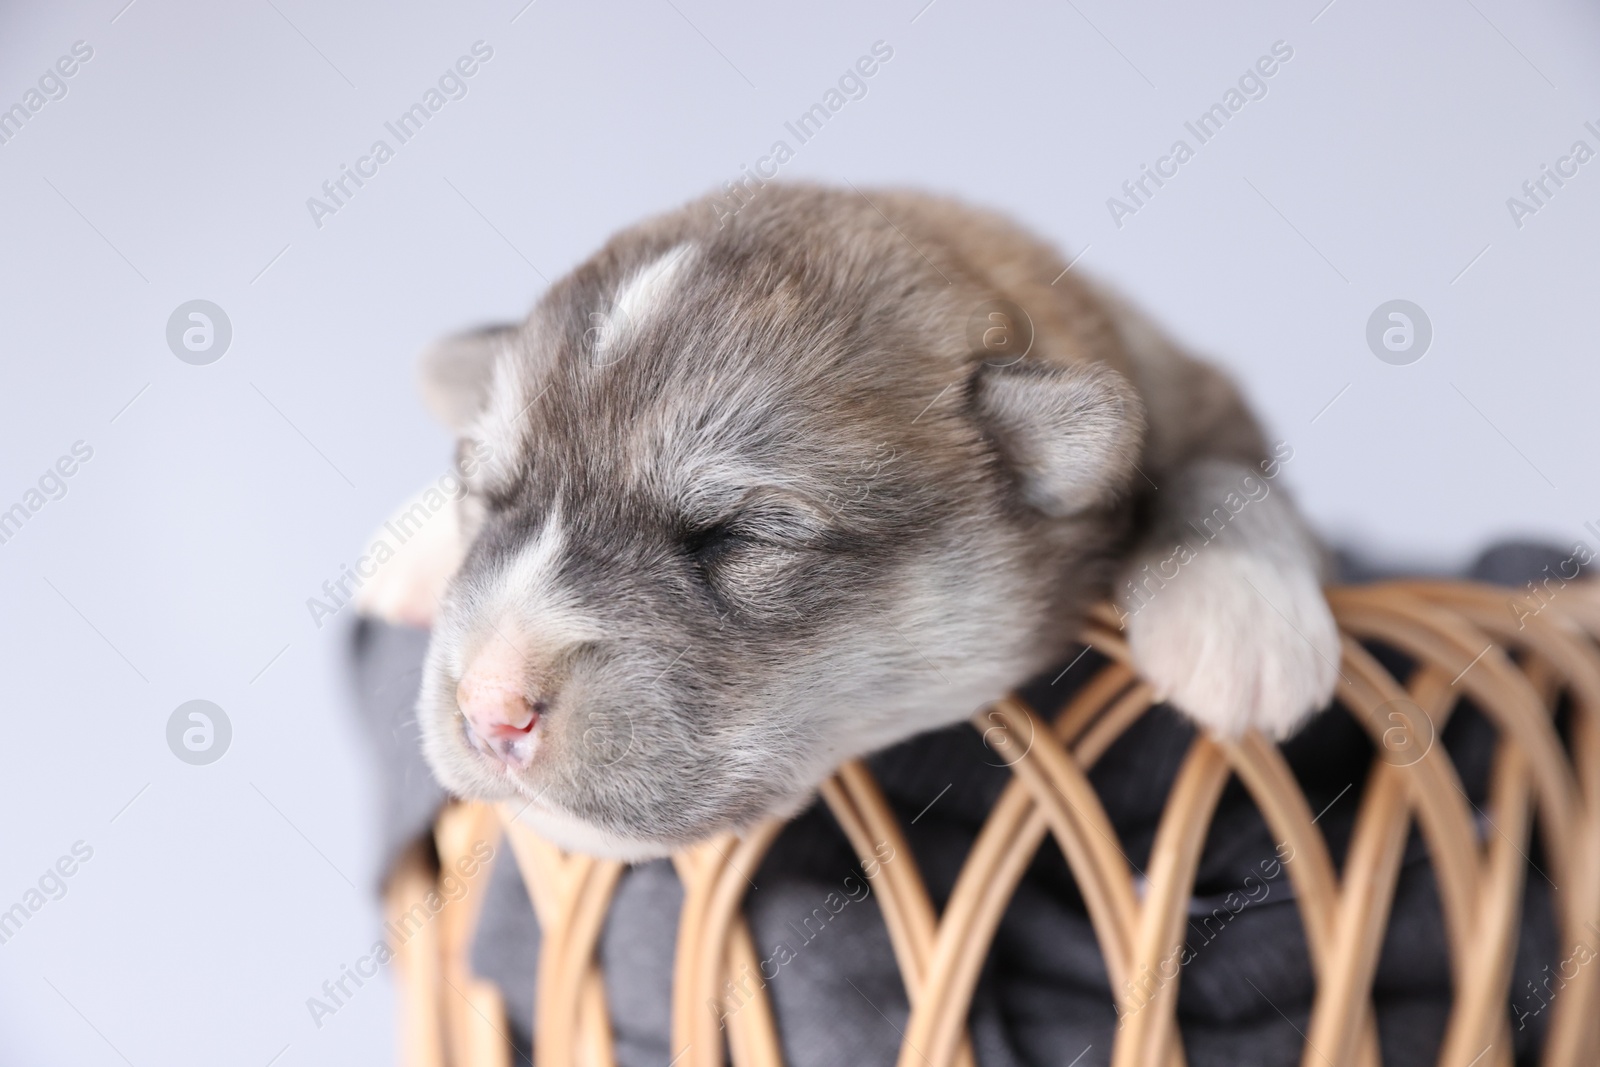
[346,543,1571,1066]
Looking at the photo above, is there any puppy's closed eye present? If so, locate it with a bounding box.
[682,516,803,580]
[680,500,832,616]
[682,522,746,563]
[685,491,832,554]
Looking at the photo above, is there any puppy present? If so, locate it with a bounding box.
[360,184,1338,859]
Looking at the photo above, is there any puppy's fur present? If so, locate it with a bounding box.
[368,184,1338,859]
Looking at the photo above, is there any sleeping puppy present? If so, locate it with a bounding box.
[360,184,1338,860]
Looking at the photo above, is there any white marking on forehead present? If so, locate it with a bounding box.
[457,507,604,671]
[609,243,696,341]
[500,506,566,604]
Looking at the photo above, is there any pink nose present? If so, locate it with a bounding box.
[456,639,548,766]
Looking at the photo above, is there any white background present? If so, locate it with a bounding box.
[1,1,1597,1064]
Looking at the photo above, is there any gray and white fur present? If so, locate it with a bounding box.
[362,184,1339,860]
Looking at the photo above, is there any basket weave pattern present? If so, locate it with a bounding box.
[387,580,1600,1067]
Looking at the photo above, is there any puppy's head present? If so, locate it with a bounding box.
[416,189,1144,858]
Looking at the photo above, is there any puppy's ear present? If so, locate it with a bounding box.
[416,324,521,432]
[969,360,1146,516]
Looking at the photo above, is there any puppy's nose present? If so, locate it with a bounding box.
[456,639,548,765]
[457,676,537,735]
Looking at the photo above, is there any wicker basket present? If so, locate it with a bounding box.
[384,580,1600,1067]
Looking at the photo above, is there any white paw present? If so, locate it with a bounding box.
[1119,546,1340,739]
[354,486,466,629]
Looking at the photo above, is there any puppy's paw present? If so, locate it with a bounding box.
[1120,547,1340,739]
[354,487,466,629]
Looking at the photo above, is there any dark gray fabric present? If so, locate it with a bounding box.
[347,542,1580,1066]
[346,620,446,888]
